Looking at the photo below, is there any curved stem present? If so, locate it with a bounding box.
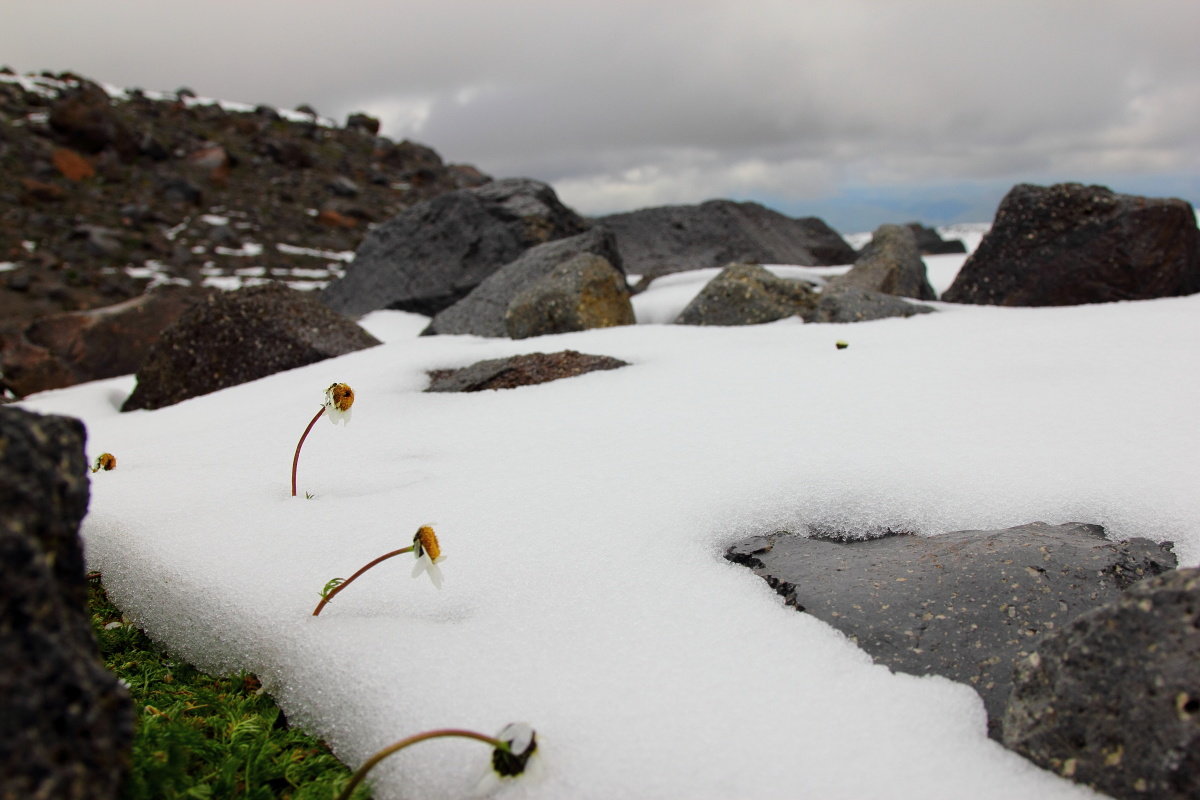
[311,546,414,616]
[334,729,504,800]
[291,406,325,497]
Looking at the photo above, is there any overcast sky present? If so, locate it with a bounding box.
[4,0,1198,231]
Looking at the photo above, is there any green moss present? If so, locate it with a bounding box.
[88,576,371,799]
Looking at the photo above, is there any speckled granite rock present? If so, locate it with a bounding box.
[725,521,1176,739]
[1003,567,1200,799]
[504,253,634,339]
[426,350,628,392]
[675,263,817,326]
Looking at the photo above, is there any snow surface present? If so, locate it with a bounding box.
[19,242,1200,800]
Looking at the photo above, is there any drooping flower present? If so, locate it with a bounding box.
[91,453,117,473]
[411,524,446,589]
[474,722,541,796]
[324,382,354,425]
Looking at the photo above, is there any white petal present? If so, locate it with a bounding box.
[411,556,428,579]
[425,560,444,590]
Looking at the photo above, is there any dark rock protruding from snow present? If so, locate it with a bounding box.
[321,178,589,317]
[807,285,936,323]
[504,254,634,339]
[725,522,1176,740]
[942,183,1200,306]
[905,222,967,255]
[597,200,856,279]
[122,283,380,411]
[0,407,132,799]
[1003,567,1200,800]
[426,350,629,392]
[0,285,216,398]
[830,224,937,300]
[675,263,817,326]
[423,228,624,338]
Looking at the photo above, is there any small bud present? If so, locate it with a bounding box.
[92,453,117,473]
[835,340,849,350]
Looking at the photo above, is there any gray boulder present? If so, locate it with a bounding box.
[123,283,380,411]
[320,178,589,317]
[726,521,1176,739]
[675,264,817,326]
[806,285,936,324]
[942,183,1200,306]
[424,227,624,337]
[597,199,855,279]
[829,224,937,300]
[0,407,132,798]
[505,254,635,339]
[905,222,967,255]
[1003,567,1200,799]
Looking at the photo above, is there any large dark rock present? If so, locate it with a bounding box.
[829,224,937,300]
[122,283,380,411]
[906,222,967,255]
[320,178,589,317]
[675,263,817,326]
[504,254,634,339]
[942,183,1200,306]
[597,200,856,278]
[426,350,629,392]
[424,228,624,337]
[0,407,132,798]
[806,285,936,324]
[1003,567,1200,799]
[47,81,135,157]
[0,285,216,397]
[726,522,1176,739]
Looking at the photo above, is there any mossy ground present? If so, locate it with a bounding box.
[88,575,371,799]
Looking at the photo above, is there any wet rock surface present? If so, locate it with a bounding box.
[675,263,817,326]
[726,522,1176,739]
[122,282,380,411]
[320,178,589,318]
[426,350,629,392]
[942,183,1200,306]
[597,199,856,279]
[0,407,132,798]
[1003,567,1200,799]
[424,228,625,338]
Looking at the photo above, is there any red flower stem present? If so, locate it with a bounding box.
[291,405,325,497]
[334,729,505,800]
[311,546,415,617]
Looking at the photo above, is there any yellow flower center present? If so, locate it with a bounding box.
[414,525,441,561]
[327,383,354,412]
[96,453,117,471]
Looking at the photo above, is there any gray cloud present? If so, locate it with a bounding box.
[3,0,1198,229]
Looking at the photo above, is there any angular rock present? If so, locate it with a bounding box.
[122,283,381,411]
[726,522,1176,739]
[0,285,216,397]
[942,183,1200,306]
[675,263,817,326]
[345,112,381,135]
[0,407,132,798]
[321,178,588,318]
[424,227,624,338]
[505,254,634,339]
[829,224,937,300]
[426,350,629,392]
[1003,567,1200,799]
[598,200,856,278]
[906,222,967,255]
[805,285,936,324]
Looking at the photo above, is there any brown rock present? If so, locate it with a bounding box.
[20,177,66,203]
[122,283,381,411]
[0,285,216,397]
[51,148,96,181]
[426,350,629,392]
[504,254,634,339]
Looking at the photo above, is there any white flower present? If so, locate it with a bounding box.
[473,722,541,797]
[411,525,446,589]
[323,382,354,425]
